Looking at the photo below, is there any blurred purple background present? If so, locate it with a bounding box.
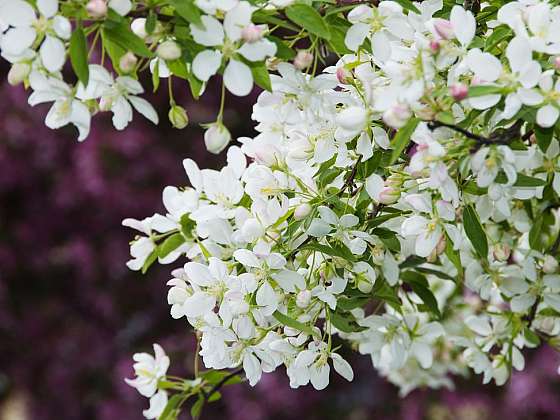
[0,70,559,420]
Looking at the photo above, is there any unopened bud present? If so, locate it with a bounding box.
[99,96,113,112]
[131,18,148,39]
[241,24,264,43]
[357,277,373,294]
[336,66,353,84]
[86,0,108,18]
[429,40,440,53]
[493,243,511,262]
[119,51,137,73]
[294,203,312,220]
[296,289,312,308]
[543,255,559,274]
[7,62,30,86]
[168,105,189,129]
[157,40,182,61]
[383,104,411,128]
[433,19,454,40]
[294,50,313,70]
[378,186,400,205]
[554,56,560,70]
[385,172,405,188]
[450,83,468,101]
[204,122,231,154]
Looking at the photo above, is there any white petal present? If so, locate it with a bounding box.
[224,1,253,41]
[0,27,36,55]
[451,6,475,46]
[331,353,354,382]
[536,105,559,128]
[237,39,277,62]
[344,22,369,51]
[128,96,159,124]
[108,0,132,16]
[40,36,66,72]
[37,0,58,18]
[1,0,36,26]
[309,363,330,390]
[223,59,253,96]
[192,49,222,82]
[190,16,224,47]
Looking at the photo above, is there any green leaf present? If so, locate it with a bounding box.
[146,11,157,34]
[373,228,401,252]
[393,0,421,14]
[267,36,296,60]
[529,215,544,251]
[302,242,356,261]
[463,204,488,260]
[69,27,89,86]
[158,233,185,259]
[401,272,441,318]
[330,310,366,333]
[103,22,153,58]
[249,62,272,92]
[414,267,455,281]
[167,59,189,79]
[159,394,184,420]
[273,310,318,337]
[444,234,463,276]
[337,295,370,311]
[535,125,554,153]
[190,394,205,420]
[389,118,419,164]
[141,248,158,274]
[285,4,331,40]
[172,0,202,25]
[467,85,503,98]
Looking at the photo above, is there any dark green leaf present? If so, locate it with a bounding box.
[463,204,488,259]
[535,125,554,153]
[159,394,184,420]
[69,27,89,86]
[401,272,441,317]
[285,4,331,40]
[330,311,366,333]
[172,0,202,25]
[249,62,272,91]
[103,22,153,58]
[267,35,296,60]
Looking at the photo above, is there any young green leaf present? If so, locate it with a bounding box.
[158,233,185,259]
[389,118,419,164]
[172,0,202,25]
[273,310,318,337]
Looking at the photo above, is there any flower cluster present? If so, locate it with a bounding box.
[120,1,560,416]
[3,0,560,418]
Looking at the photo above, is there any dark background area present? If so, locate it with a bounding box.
[0,65,559,420]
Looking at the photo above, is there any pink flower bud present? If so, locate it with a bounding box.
[429,40,440,53]
[296,289,312,308]
[554,56,560,70]
[493,243,511,262]
[382,104,411,128]
[241,24,264,43]
[294,203,312,220]
[433,19,454,40]
[336,66,353,84]
[119,51,138,73]
[294,50,313,70]
[86,0,108,18]
[450,83,468,101]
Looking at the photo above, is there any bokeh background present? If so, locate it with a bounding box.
[0,65,559,420]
